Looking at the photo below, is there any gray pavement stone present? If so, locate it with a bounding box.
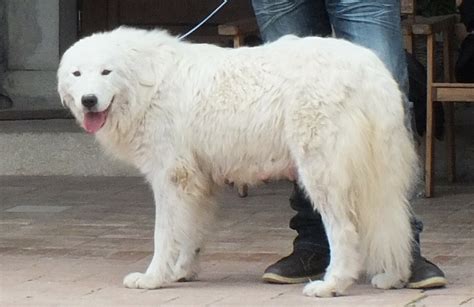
[0,176,473,306]
[6,205,72,213]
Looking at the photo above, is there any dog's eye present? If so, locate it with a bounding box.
[101,69,112,76]
[72,71,81,77]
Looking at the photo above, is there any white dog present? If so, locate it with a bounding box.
[57,27,418,297]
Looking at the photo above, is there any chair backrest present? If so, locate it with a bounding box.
[401,0,416,52]
[401,0,416,16]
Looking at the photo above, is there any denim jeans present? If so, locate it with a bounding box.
[252,0,409,96]
[251,0,422,255]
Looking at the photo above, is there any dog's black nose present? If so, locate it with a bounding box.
[81,94,98,109]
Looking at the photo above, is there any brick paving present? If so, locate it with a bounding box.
[0,176,472,306]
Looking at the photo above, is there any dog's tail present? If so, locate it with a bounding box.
[355,99,418,285]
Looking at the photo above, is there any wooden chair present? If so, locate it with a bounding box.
[421,26,474,197]
[400,0,462,197]
[218,18,259,48]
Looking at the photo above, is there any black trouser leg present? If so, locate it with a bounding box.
[289,183,330,254]
[289,183,423,257]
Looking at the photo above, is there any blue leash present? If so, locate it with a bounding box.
[177,0,229,40]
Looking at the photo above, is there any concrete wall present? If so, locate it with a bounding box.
[0,0,12,109]
[0,0,6,72]
[7,0,59,70]
[0,0,77,110]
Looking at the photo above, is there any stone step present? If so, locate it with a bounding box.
[0,119,138,176]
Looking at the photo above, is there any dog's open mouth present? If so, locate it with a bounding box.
[83,97,113,134]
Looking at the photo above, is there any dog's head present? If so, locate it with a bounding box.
[57,28,158,134]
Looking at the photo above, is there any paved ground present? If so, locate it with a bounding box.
[0,176,472,306]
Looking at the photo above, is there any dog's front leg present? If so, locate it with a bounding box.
[123,174,179,289]
[124,167,215,289]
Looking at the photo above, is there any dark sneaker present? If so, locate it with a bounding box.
[407,257,447,289]
[262,249,329,284]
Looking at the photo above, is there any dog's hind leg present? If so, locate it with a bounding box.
[288,143,361,296]
[297,168,362,297]
[285,102,363,297]
[123,164,216,289]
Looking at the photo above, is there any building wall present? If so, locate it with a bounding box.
[0,0,76,111]
[8,0,59,70]
[0,0,7,90]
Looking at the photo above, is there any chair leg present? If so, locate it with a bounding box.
[441,29,456,183]
[425,98,435,198]
[444,102,456,182]
[237,184,248,198]
[233,34,243,48]
[425,33,436,198]
[404,33,414,54]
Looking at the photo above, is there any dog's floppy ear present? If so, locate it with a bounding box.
[137,57,156,87]
[57,69,70,108]
[131,49,156,87]
[130,50,158,103]
[57,85,72,109]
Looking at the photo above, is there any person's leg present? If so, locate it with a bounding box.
[407,218,447,288]
[251,0,331,41]
[252,0,333,284]
[262,184,330,283]
[325,0,446,288]
[326,0,408,98]
[288,184,329,252]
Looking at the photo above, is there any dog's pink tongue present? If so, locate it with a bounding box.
[83,111,107,134]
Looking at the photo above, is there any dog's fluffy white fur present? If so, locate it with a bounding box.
[58,27,418,297]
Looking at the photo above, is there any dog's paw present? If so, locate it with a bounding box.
[123,272,164,289]
[177,271,198,282]
[303,280,339,297]
[371,273,405,290]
